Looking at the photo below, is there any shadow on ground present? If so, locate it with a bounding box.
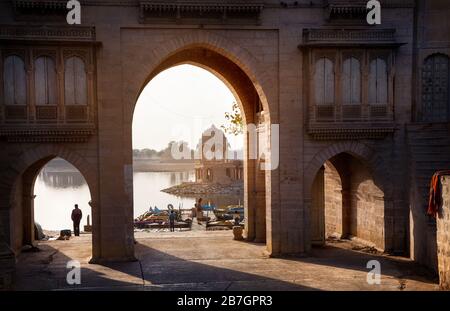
[12,233,439,291]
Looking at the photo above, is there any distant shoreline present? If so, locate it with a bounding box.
[42,158,196,173]
[133,159,194,172]
[162,181,243,196]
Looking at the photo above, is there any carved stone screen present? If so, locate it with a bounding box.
[421,54,449,122]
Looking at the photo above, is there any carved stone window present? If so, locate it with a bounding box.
[421,54,450,122]
[34,56,57,106]
[64,56,87,106]
[369,58,388,105]
[315,58,335,106]
[342,57,361,105]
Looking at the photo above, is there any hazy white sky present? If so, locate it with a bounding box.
[132,64,243,151]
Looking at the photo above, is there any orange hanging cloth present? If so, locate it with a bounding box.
[427,170,450,218]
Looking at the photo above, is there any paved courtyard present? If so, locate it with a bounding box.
[13,231,439,291]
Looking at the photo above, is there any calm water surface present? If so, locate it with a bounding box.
[34,161,241,230]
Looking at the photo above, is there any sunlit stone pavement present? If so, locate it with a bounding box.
[14,231,439,291]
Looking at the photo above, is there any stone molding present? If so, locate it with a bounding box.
[307,125,395,140]
[139,0,264,24]
[0,25,96,42]
[0,125,95,142]
[301,28,401,47]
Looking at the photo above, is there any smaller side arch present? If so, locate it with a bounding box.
[6,145,97,203]
[0,145,99,258]
[303,141,394,253]
[304,141,390,198]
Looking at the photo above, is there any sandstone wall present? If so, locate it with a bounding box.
[324,163,342,238]
[437,175,450,289]
[349,157,385,250]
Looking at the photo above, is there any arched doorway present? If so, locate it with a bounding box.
[130,46,271,244]
[6,153,97,259]
[309,152,386,251]
[34,158,92,237]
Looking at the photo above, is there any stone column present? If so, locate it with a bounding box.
[0,188,15,289]
[22,194,36,246]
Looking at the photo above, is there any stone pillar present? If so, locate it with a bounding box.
[0,237,15,290]
[254,164,266,243]
[91,25,135,263]
[244,143,256,241]
[341,188,352,238]
[22,194,35,246]
[0,188,14,289]
[311,167,325,245]
[437,175,450,289]
[254,121,267,243]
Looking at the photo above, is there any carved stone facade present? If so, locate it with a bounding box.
[0,0,449,289]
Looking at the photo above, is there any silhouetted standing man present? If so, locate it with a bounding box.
[169,210,176,232]
[71,204,82,236]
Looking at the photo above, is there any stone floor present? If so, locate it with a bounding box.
[13,230,440,291]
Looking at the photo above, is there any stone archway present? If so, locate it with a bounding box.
[0,145,99,259]
[303,141,394,253]
[123,31,276,118]
[123,32,275,247]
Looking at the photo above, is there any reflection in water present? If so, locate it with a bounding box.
[35,161,92,231]
[133,171,242,219]
[35,161,242,230]
[40,170,85,188]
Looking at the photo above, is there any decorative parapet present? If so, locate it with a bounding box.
[300,28,403,48]
[12,0,68,10]
[308,123,395,140]
[11,0,68,20]
[0,125,96,143]
[324,0,415,21]
[324,0,368,21]
[0,25,97,43]
[139,0,264,24]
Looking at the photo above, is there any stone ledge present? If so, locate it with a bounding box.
[0,25,97,43]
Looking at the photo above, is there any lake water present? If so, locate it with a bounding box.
[34,162,241,230]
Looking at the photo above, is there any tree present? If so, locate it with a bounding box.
[221,102,243,136]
